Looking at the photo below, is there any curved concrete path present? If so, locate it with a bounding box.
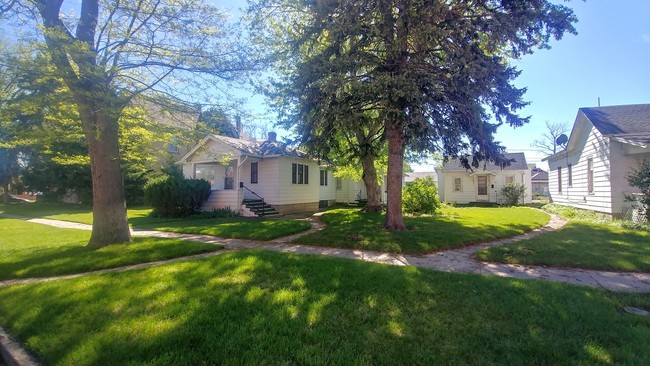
[2,213,649,292]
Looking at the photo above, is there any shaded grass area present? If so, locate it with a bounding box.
[0,218,221,281]
[476,221,650,272]
[0,203,310,241]
[134,218,312,241]
[294,207,550,254]
[0,250,648,365]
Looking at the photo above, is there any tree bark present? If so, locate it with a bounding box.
[384,122,407,230]
[359,153,382,213]
[79,100,132,247]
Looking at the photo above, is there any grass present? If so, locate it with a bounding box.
[0,250,648,365]
[476,219,650,272]
[0,202,311,241]
[134,218,312,241]
[0,218,222,281]
[294,206,550,254]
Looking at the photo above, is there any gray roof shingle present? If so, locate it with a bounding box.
[580,104,650,138]
[441,152,528,172]
[211,134,307,158]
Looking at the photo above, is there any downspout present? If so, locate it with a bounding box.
[237,156,249,208]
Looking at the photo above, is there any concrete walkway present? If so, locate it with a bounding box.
[2,213,650,292]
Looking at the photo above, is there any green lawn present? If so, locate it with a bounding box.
[0,250,648,365]
[135,218,312,241]
[476,221,650,272]
[0,202,311,241]
[294,207,550,254]
[0,218,222,281]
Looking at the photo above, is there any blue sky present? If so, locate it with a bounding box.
[493,0,650,169]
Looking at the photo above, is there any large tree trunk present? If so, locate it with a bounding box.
[1,182,10,203]
[384,122,407,230]
[359,153,382,213]
[80,102,132,247]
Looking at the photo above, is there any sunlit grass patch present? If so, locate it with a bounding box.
[294,207,549,254]
[476,221,650,272]
[0,250,647,365]
[0,218,221,280]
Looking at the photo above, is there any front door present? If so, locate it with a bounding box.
[477,175,489,201]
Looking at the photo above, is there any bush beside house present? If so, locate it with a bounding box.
[501,183,527,206]
[145,175,211,217]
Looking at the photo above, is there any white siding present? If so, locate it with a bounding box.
[275,157,320,205]
[318,169,337,202]
[335,178,365,203]
[441,173,477,204]
[547,119,613,214]
[239,157,280,203]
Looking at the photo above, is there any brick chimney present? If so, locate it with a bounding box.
[268,131,277,142]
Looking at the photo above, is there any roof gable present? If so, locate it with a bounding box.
[178,134,307,163]
[580,104,650,136]
[441,152,528,172]
[545,104,650,161]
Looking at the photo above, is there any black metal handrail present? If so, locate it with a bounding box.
[242,185,264,202]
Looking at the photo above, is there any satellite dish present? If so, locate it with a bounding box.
[556,134,568,146]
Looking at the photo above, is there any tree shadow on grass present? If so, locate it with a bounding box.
[0,251,647,365]
[0,237,220,281]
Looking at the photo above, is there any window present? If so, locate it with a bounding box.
[292,163,309,184]
[250,162,258,184]
[557,167,562,193]
[168,136,179,153]
[336,178,342,190]
[453,177,462,192]
[568,164,573,186]
[505,176,514,185]
[320,169,328,186]
[587,158,594,194]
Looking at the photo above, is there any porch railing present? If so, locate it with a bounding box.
[242,185,264,202]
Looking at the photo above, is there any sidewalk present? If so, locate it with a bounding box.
[2,213,650,292]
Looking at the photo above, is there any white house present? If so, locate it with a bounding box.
[435,153,533,204]
[543,104,650,217]
[178,132,386,216]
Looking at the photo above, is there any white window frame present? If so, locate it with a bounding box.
[453,177,462,192]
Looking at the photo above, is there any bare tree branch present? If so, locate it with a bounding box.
[530,120,569,156]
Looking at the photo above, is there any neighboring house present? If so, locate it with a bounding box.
[543,104,650,217]
[178,132,383,215]
[404,171,438,185]
[531,167,549,196]
[435,153,533,204]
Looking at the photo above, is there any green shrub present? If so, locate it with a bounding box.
[402,177,440,214]
[626,159,650,220]
[144,175,211,218]
[195,207,239,219]
[541,203,611,223]
[500,183,526,206]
